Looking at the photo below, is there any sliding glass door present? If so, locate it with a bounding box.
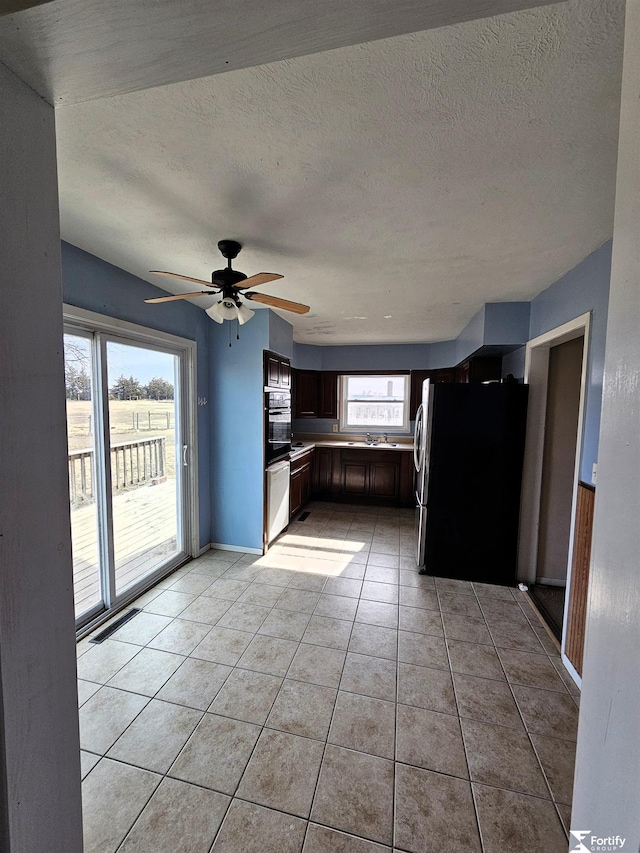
[64,315,195,627]
[106,340,182,595]
[65,331,103,619]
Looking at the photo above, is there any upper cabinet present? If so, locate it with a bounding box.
[455,356,502,384]
[279,359,291,389]
[409,368,456,419]
[264,350,291,389]
[293,370,319,417]
[319,372,338,419]
[292,369,338,419]
[409,357,502,418]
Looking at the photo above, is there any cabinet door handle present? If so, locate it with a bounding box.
[183,445,188,467]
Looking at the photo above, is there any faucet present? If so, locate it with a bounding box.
[382,434,388,443]
[366,433,372,444]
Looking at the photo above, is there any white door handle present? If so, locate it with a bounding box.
[183,444,188,467]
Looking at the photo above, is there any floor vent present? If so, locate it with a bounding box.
[89,608,142,643]
[296,511,311,522]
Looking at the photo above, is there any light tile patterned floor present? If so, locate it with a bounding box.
[77,502,579,853]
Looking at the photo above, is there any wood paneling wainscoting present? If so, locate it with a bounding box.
[565,481,595,676]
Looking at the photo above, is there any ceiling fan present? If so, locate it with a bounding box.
[145,239,310,324]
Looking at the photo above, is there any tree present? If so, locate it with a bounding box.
[64,338,91,399]
[145,376,174,400]
[110,374,144,400]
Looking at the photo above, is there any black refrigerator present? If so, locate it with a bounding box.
[414,380,528,586]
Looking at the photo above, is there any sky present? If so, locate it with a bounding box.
[107,342,176,386]
[64,334,176,386]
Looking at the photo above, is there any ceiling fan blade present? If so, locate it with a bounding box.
[144,291,218,303]
[237,272,284,289]
[245,292,310,314]
[149,270,214,287]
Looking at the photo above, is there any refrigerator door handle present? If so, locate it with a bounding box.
[413,403,423,472]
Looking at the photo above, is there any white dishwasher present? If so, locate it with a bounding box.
[266,459,290,543]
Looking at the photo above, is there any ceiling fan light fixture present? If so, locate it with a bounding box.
[205,302,225,323]
[236,301,255,325]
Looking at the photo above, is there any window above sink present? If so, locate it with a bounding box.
[339,374,410,434]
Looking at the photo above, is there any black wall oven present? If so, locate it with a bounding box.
[265,389,292,465]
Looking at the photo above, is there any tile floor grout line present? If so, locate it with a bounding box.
[81,549,282,852]
[89,615,238,850]
[205,638,301,853]
[303,544,360,847]
[482,595,571,842]
[438,575,485,853]
[471,581,523,853]
[179,546,328,852]
[110,766,165,853]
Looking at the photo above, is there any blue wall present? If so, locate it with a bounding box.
[269,312,294,360]
[529,241,611,484]
[501,347,526,379]
[294,341,434,371]
[292,301,532,374]
[491,243,611,485]
[61,242,212,549]
[209,310,269,551]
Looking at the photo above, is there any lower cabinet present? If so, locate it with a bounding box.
[290,450,313,517]
[313,447,414,507]
[313,447,334,495]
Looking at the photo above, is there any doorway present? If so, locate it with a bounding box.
[64,308,198,629]
[530,335,584,637]
[517,313,590,677]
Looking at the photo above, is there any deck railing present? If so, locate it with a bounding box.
[69,436,166,506]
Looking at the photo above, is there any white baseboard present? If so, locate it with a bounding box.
[210,542,263,555]
[196,544,211,557]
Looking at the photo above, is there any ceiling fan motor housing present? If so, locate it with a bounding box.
[213,239,247,296]
[212,267,248,291]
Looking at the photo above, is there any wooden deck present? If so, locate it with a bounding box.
[71,480,178,618]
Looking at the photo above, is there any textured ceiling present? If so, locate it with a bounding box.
[55,0,624,345]
[0,0,566,104]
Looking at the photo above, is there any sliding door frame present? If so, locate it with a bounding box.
[64,305,199,633]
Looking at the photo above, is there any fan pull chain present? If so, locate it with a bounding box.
[228,321,232,348]
[236,320,240,342]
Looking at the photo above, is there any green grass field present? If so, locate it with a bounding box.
[66,399,177,477]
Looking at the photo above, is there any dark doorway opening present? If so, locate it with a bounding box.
[529,585,565,641]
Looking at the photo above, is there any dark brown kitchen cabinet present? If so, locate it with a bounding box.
[292,369,320,418]
[314,447,413,507]
[313,447,334,495]
[409,368,456,419]
[290,449,313,516]
[455,356,502,384]
[264,350,291,389]
[291,369,338,419]
[369,460,400,500]
[279,360,291,389]
[319,372,338,418]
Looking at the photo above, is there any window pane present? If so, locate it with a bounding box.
[346,375,406,401]
[346,400,405,426]
[106,342,181,595]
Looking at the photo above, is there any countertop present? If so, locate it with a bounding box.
[289,438,413,461]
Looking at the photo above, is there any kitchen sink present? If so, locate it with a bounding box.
[347,441,398,447]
